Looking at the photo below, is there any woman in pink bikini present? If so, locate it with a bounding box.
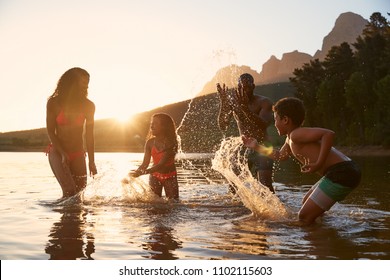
[46,67,97,198]
[131,113,179,200]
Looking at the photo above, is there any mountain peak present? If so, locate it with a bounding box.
[196,12,369,97]
[197,64,262,96]
[314,12,368,60]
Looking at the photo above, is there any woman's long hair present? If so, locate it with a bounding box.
[48,67,89,105]
[148,113,178,153]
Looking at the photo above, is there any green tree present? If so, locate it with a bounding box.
[290,59,325,126]
[345,72,370,144]
[318,43,354,139]
[291,12,390,146]
[374,74,390,146]
[354,12,389,88]
[352,12,390,144]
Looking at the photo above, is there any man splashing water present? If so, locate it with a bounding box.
[216,73,275,194]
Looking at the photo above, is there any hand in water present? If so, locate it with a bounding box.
[129,169,145,178]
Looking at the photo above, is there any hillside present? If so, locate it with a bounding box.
[0,83,295,153]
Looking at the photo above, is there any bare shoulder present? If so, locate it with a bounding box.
[145,137,155,149]
[146,137,156,145]
[255,95,272,105]
[84,99,96,112]
[290,127,308,136]
[46,97,59,110]
[253,95,273,110]
[47,96,55,105]
[261,95,273,105]
[85,98,95,107]
[290,127,331,143]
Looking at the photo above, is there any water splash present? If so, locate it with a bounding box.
[121,175,164,203]
[80,162,165,205]
[212,137,289,220]
[43,192,84,206]
[173,48,242,178]
[175,98,222,185]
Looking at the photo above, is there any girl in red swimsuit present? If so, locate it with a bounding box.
[46,67,97,198]
[130,113,179,200]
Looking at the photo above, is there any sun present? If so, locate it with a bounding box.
[114,113,131,125]
[104,101,133,125]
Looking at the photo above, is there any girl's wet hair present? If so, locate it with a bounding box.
[49,67,90,102]
[273,97,305,126]
[150,113,178,153]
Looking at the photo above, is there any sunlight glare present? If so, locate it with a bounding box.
[94,72,186,124]
[114,112,131,124]
[256,143,274,157]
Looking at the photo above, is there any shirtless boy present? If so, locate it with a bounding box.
[242,97,361,225]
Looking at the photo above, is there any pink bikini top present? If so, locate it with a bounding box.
[56,109,85,126]
[151,146,175,166]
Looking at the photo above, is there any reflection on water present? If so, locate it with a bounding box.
[142,206,183,260]
[0,149,389,260]
[45,200,95,260]
[43,142,390,260]
[212,217,272,257]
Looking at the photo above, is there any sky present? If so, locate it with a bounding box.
[0,0,388,133]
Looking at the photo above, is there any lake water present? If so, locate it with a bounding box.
[1,138,389,260]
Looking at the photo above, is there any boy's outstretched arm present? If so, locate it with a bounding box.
[242,135,290,160]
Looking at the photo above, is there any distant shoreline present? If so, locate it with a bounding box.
[1,145,390,156]
[336,146,390,157]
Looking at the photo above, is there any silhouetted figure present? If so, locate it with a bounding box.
[45,205,95,259]
[217,73,275,193]
[130,113,179,200]
[46,67,97,198]
[243,97,361,225]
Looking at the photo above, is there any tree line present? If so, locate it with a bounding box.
[290,12,390,147]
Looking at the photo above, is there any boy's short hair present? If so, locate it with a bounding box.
[273,97,305,126]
